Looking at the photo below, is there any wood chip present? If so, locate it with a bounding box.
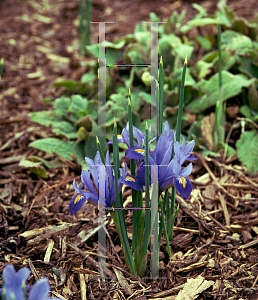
[218,192,230,226]
[44,239,55,263]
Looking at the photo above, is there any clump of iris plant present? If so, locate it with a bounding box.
[0,264,59,300]
[69,120,197,213]
[69,121,197,213]
[68,120,197,277]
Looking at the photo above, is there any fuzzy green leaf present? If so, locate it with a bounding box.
[186,71,256,113]
[29,138,84,164]
[236,130,258,174]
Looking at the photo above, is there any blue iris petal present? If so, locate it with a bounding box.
[69,151,128,214]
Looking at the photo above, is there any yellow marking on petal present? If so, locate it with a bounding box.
[74,195,83,204]
[117,135,122,138]
[125,176,136,182]
[134,149,145,153]
[180,177,186,189]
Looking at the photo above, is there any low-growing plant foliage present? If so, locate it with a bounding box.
[28,0,258,174]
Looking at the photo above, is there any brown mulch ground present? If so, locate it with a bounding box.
[1,0,258,299]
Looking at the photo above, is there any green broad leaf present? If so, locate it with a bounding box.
[101,101,127,127]
[195,36,212,51]
[149,12,160,22]
[221,30,253,54]
[19,157,47,179]
[216,0,235,27]
[125,43,148,65]
[202,49,236,71]
[70,95,88,122]
[86,43,124,64]
[54,97,71,117]
[172,67,197,89]
[29,138,85,164]
[109,93,127,108]
[51,79,80,90]
[194,60,213,79]
[80,70,96,85]
[130,91,141,112]
[29,110,77,139]
[172,43,194,60]
[225,145,236,157]
[19,157,42,168]
[159,35,176,72]
[238,55,258,79]
[27,156,62,169]
[134,22,149,34]
[106,48,124,65]
[186,71,256,113]
[52,121,77,139]
[202,150,221,157]
[236,130,258,174]
[163,10,186,34]
[163,33,194,60]
[240,105,253,118]
[85,43,98,58]
[86,100,99,119]
[105,40,126,50]
[248,82,258,112]
[186,17,220,27]
[134,32,150,52]
[216,0,257,39]
[138,91,151,105]
[202,50,219,63]
[29,111,60,126]
[192,3,207,18]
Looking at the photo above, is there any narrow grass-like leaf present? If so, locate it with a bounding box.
[150,179,159,278]
[128,90,138,253]
[113,121,136,276]
[159,196,172,257]
[0,58,4,80]
[214,23,225,151]
[143,122,150,263]
[85,0,92,46]
[96,137,105,164]
[158,56,164,141]
[169,187,176,240]
[168,204,179,239]
[176,56,187,142]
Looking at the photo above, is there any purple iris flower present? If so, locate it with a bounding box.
[1,264,59,300]
[28,278,58,300]
[106,122,145,148]
[106,122,156,151]
[124,122,196,199]
[1,264,30,300]
[69,150,142,214]
[174,138,198,165]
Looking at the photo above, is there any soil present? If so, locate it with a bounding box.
[1,0,258,299]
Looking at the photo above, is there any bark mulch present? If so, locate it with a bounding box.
[1,0,258,299]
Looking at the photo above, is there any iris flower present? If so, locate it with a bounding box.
[124,122,197,199]
[1,264,30,300]
[106,122,146,148]
[174,137,198,165]
[1,264,59,300]
[69,150,142,214]
[28,278,57,300]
